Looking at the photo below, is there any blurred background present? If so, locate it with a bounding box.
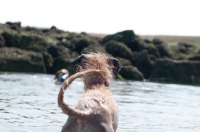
[0,0,200,84]
[1,0,200,132]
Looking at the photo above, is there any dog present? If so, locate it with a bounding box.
[58,53,121,132]
[54,69,69,84]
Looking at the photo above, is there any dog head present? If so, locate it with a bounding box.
[54,69,69,84]
[69,53,122,78]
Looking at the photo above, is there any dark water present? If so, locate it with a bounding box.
[0,72,200,132]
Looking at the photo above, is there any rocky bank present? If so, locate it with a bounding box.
[0,22,200,85]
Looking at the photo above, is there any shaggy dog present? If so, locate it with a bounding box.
[58,53,121,132]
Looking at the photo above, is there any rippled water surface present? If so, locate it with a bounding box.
[0,72,200,132]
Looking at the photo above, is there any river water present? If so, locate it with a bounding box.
[0,72,200,132]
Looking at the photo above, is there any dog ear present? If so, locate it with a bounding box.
[69,55,86,66]
[68,55,86,71]
[108,58,122,76]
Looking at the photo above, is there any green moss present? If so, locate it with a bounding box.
[0,47,46,73]
[116,74,125,81]
[150,59,200,84]
[119,66,144,80]
[115,57,132,66]
[105,40,133,59]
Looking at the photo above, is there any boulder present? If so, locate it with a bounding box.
[0,47,46,73]
[6,21,21,30]
[53,56,77,75]
[155,43,171,58]
[141,43,160,58]
[102,30,136,43]
[23,26,44,35]
[198,50,200,54]
[2,32,51,52]
[119,66,144,80]
[102,30,143,51]
[20,35,51,52]
[105,40,132,60]
[48,45,78,58]
[116,57,132,66]
[188,55,200,61]
[152,38,163,45]
[78,33,104,54]
[152,38,171,58]
[64,35,92,54]
[42,52,54,73]
[0,35,5,47]
[2,32,20,47]
[150,59,200,84]
[131,49,155,78]
[48,45,79,73]
[42,52,53,67]
[178,42,195,54]
[42,26,64,34]
[144,39,151,43]
[81,44,105,54]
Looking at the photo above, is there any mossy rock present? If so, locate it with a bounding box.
[152,38,164,45]
[198,50,200,54]
[42,52,53,67]
[48,45,79,73]
[188,55,200,61]
[151,38,171,58]
[42,52,54,74]
[64,35,94,53]
[141,43,160,58]
[102,30,143,51]
[102,30,136,44]
[178,42,195,54]
[131,49,155,79]
[53,55,79,75]
[115,57,132,66]
[155,43,171,58]
[81,38,105,54]
[48,45,78,59]
[105,40,132,60]
[0,47,46,73]
[81,45,106,54]
[23,26,44,35]
[6,22,21,30]
[2,32,20,47]
[0,35,5,47]
[119,66,144,80]
[42,26,64,34]
[150,59,200,84]
[79,33,105,54]
[20,35,51,52]
[2,31,52,52]
[125,36,144,52]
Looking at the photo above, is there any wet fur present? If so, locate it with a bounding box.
[58,53,120,132]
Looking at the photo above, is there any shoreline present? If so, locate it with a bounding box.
[0,22,200,85]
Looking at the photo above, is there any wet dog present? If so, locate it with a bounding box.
[54,69,69,84]
[58,53,121,132]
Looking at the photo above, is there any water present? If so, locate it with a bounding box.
[0,72,200,132]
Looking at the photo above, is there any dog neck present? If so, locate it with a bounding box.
[90,81,109,87]
[85,81,109,89]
